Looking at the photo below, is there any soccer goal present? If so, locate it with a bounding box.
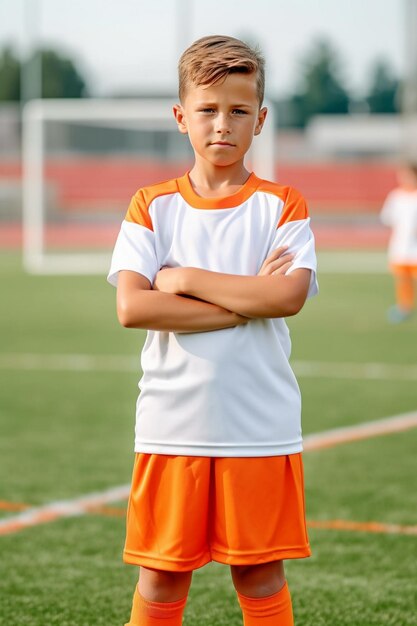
[22,98,275,274]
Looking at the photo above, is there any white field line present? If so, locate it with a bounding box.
[317,251,387,274]
[0,485,130,536]
[293,360,417,381]
[1,353,417,381]
[1,411,416,536]
[303,411,417,451]
[0,353,138,372]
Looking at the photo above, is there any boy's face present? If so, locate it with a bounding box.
[396,166,417,189]
[173,73,267,169]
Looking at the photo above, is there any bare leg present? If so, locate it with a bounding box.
[231,560,286,597]
[231,562,293,625]
[394,272,414,311]
[126,568,192,625]
[138,566,193,602]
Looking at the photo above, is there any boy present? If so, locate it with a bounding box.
[108,35,318,626]
[380,161,417,323]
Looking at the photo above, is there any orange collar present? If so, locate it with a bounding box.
[177,171,260,209]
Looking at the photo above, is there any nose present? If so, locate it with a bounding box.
[215,113,231,134]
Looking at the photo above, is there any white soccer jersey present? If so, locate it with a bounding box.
[108,172,318,457]
[380,188,417,264]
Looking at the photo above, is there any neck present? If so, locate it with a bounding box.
[189,158,250,191]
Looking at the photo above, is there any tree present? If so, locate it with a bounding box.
[0,47,21,101]
[366,60,400,113]
[0,46,89,101]
[37,48,88,98]
[288,39,350,127]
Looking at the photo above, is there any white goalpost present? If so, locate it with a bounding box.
[22,98,275,274]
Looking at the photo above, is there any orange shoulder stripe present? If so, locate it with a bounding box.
[124,179,178,231]
[276,186,308,228]
[256,179,288,202]
[256,180,309,228]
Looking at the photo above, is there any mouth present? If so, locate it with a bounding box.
[210,141,235,147]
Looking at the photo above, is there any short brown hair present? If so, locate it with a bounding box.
[405,161,417,178]
[178,35,265,105]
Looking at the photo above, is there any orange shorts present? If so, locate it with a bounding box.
[390,263,417,278]
[123,453,311,572]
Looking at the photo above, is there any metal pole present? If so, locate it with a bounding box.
[21,1,43,272]
[402,0,417,158]
[21,0,42,104]
[176,0,193,59]
[403,0,417,113]
[22,101,45,272]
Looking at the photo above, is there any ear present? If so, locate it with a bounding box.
[254,106,268,136]
[173,104,188,135]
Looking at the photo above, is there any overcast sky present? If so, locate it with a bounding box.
[0,0,406,98]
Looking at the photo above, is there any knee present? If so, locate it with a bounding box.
[231,561,285,598]
[138,567,192,602]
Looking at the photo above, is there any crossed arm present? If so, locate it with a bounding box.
[117,247,312,332]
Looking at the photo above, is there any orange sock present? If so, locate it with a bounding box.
[125,586,187,626]
[237,582,294,625]
[394,272,415,311]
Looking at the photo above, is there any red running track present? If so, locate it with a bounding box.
[0,222,389,250]
[0,157,393,250]
[0,158,397,213]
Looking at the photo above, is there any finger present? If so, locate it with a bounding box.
[259,249,291,274]
[264,246,289,263]
[272,261,293,275]
[269,253,294,267]
[264,254,294,273]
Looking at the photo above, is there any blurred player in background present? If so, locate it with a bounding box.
[380,161,417,323]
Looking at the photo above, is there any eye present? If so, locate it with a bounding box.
[199,108,215,113]
[232,109,247,115]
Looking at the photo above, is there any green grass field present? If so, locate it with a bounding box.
[1,251,416,626]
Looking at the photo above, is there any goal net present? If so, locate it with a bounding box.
[22,98,275,274]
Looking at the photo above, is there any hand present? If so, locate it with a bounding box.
[258,246,294,276]
[176,309,249,334]
[153,267,185,294]
[232,312,250,326]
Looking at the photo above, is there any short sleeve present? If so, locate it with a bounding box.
[107,193,159,287]
[267,188,318,299]
[380,190,396,227]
